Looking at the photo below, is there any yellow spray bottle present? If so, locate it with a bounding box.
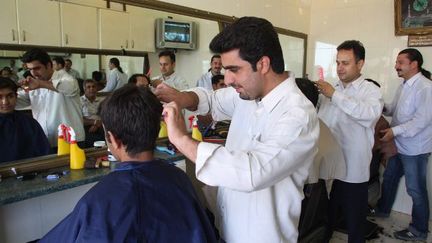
[158,121,168,138]
[189,115,203,142]
[68,126,86,169]
[57,124,70,155]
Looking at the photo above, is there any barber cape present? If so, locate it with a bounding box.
[39,160,217,243]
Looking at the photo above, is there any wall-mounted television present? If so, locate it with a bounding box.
[155,18,197,50]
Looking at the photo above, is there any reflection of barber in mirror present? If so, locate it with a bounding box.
[128,73,151,88]
[0,77,50,163]
[151,51,189,90]
[196,54,223,91]
[52,57,65,71]
[81,79,105,148]
[17,48,85,150]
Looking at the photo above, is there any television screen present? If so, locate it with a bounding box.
[164,21,191,43]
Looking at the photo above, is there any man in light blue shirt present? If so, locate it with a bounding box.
[373,48,432,241]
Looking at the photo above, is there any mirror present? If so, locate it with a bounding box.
[0,2,307,167]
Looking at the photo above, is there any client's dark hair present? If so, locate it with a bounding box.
[99,85,162,155]
[0,77,18,93]
[295,78,318,107]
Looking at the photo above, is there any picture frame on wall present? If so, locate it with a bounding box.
[395,0,432,35]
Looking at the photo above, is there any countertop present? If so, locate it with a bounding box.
[0,150,185,206]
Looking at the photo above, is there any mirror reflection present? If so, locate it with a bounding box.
[0,31,305,165]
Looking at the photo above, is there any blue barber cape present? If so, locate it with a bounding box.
[39,160,217,243]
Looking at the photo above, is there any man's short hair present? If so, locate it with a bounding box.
[295,78,318,107]
[209,17,285,74]
[158,50,176,63]
[128,74,150,84]
[337,40,365,62]
[21,48,52,66]
[65,59,72,64]
[52,57,65,67]
[0,77,18,94]
[210,54,221,63]
[211,74,224,85]
[83,79,96,90]
[99,85,163,155]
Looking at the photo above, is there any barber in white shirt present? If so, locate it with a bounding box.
[156,17,319,243]
[196,54,222,91]
[17,48,84,147]
[316,40,383,243]
[152,51,189,91]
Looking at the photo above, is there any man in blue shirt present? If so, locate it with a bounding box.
[0,77,50,163]
[373,48,432,241]
[39,85,216,243]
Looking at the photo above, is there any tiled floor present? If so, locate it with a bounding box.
[330,211,432,242]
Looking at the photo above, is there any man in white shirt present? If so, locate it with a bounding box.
[152,51,189,90]
[52,57,65,71]
[65,59,81,80]
[81,79,104,148]
[17,48,84,148]
[196,54,222,91]
[372,49,432,241]
[156,17,319,243]
[316,40,383,243]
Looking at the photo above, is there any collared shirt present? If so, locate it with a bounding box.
[318,76,383,183]
[191,74,319,243]
[153,72,189,91]
[100,68,127,92]
[196,71,213,91]
[384,72,432,155]
[80,95,104,120]
[17,69,84,146]
[67,68,80,80]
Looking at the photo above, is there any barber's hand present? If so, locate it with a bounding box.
[154,83,181,103]
[19,77,52,91]
[379,128,394,142]
[314,80,335,98]
[163,102,188,144]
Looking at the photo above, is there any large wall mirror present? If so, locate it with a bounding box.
[0,0,307,175]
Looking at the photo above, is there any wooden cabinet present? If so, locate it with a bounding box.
[16,0,61,46]
[60,3,98,49]
[128,6,156,52]
[0,0,19,44]
[99,8,130,50]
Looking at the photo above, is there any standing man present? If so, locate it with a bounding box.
[156,17,319,243]
[196,54,222,91]
[316,40,383,243]
[17,48,84,148]
[152,51,189,90]
[52,57,65,71]
[372,48,432,241]
[65,59,81,80]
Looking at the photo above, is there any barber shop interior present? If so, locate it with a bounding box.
[1,0,432,242]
